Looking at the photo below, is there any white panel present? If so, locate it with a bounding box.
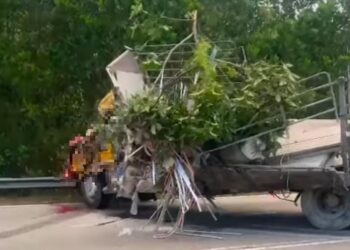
[115,70,144,100]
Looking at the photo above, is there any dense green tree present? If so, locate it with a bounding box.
[0,0,349,177]
[0,0,134,176]
[248,1,350,76]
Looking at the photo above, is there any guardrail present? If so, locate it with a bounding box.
[0,177,77,190]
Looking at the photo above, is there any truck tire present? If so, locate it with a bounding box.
[301,189,350,230]
[80,174,112,209]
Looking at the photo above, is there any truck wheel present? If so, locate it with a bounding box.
[301,189,350,230]
[80,174,111,209]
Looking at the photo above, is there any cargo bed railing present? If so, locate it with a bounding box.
[203,72,343,154]
[204,73,350,186]
[338,76,350,184]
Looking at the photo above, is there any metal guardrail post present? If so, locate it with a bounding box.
[339,77,350,186]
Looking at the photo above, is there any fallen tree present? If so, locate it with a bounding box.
[98,35,305,232]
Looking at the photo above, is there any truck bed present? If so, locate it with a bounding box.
[276,119,340,157]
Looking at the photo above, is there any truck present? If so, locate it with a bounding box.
[65,43,350,231]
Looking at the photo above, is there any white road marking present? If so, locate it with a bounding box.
[203,238,350,250]
[236,239,350,250]
[224,225,321,238]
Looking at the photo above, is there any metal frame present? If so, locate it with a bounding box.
[204,72,340,154]
[222,75,350,190]
[0,177,76,190]
[132,41,246,86]
[338,76,350,184]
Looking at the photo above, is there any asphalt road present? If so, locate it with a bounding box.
[1,194,350,250]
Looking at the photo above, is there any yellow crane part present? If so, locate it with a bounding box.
[99,143,115,163]
[71,153,86,172]
[98,90,116,118]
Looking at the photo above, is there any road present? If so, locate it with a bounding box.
[1,194,350,250]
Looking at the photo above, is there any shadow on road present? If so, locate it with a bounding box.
[100,198,350,237]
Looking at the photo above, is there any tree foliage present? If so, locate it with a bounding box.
[248,1,350,76]
[0,0,349,176]
[101,40,301,168]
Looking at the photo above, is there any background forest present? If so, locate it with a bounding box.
[0,0,349,177]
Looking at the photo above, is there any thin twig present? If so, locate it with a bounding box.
[125,145,144,161]
[184,229,241,236]
[176,152,195,181]
[147,172,172,225]
[175,231,223,240]
[155,187,172,230]
[153,206,184,239]
[161,15,192,22]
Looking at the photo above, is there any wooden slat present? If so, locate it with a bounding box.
[276,119,340,156]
